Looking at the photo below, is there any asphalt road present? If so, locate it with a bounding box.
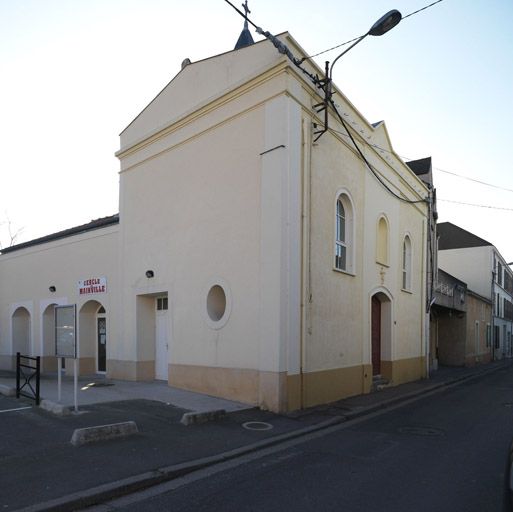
[90,366,513,512]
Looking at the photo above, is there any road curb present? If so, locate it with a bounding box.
[15,361,510,512]
[16,416,343,512]
[180,409,226,426]
[342,361,510,421]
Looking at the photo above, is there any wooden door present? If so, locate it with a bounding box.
[371,296,381,376]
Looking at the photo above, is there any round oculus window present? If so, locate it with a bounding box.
[207,285,227,322]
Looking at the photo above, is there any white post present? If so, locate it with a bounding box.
[58,357,62,402]
[73,358,78,413]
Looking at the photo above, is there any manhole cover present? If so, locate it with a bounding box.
[242,421,274,431]
[398,426,444,437]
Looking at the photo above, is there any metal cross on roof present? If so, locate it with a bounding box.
[242,0,250,28]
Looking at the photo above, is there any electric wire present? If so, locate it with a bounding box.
[402,0,445,20]
[303,0,446,61]
[222,0,509,209]
[438,199,513,212]
[327,126,513,194]
[432,168,513,193]
[328,99,428,205]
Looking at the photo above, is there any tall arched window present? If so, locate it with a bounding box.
[335,199,346,270]
[334,191,354,273]
[376,216,389,265]
[402,235,412,290]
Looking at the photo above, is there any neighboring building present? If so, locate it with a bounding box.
[0,216,119,373]
[438,222,513,360]
[431,269,467,368]
[430,268,492,367]
[406,157,438,372]
[464,290,492,366]
[0,31,430,411]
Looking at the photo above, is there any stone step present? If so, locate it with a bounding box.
[372,376,391,391]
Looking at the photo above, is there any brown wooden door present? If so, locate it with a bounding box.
[371,296,381,375]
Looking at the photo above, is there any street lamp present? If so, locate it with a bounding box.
[314,9,402,140]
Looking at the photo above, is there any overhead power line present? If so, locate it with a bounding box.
[329,102,427,205]
[327,126,513,194]
[433,168,513,193]
[304,0,446,60]
[438,199,513,211]
[223,0,508,204]
[402,0,445,20]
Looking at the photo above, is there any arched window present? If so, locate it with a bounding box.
[402,235,412,290]
[376,216,389,265]
[334,191,354,273]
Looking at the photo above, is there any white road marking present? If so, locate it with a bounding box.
[0,406,32,413]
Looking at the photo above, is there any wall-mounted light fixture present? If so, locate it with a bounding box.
[145,270,154,278]
[49,286,56,292]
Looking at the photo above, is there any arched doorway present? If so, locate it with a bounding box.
[78,300,106,375]
[370,291,393,380]
[12,307,31,362]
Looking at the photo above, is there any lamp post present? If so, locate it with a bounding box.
[314,9,402,140]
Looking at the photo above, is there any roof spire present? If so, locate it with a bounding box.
[234,0,254,50]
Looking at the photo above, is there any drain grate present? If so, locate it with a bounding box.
[242,421,274,431]
[398,426,445,437]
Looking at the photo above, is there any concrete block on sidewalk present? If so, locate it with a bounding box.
[71,421,139,446]
[0,384,15,397]
[40,399,71,416]
[180,409,226,426]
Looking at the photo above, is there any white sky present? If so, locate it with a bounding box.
[1,0,512,262]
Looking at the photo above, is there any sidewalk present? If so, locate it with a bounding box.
[0,371,250,413]
[0,359,510,512]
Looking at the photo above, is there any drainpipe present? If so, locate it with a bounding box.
[424,189,434,378]
[491,268,495,362]
[299,117,313,410]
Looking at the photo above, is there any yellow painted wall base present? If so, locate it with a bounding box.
[170,364,260,407]
[108,360,155,381]
[286,374,302,411]
[42,356,58,373]
[302,364,370,408]
[381,356,425,384]
[64,357,95,376]
[168,364,293,412]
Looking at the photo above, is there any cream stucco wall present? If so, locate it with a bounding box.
[0,226,118,372]
[0,33,430,412]
[116,39,304,409]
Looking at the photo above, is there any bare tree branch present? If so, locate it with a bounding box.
[0,213,24,249]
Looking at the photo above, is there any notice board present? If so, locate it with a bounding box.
[55,305,77,358]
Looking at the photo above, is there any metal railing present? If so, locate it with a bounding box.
[16,352,41,405]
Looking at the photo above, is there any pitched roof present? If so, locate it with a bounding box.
[234,26,254,50]
[406,157,431,176]
[438,222,492,250]
[1,214,119,255]
[406,157,432,187]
